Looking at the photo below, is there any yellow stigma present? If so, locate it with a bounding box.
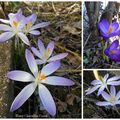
[13,21,18,28]
[108,25,113,34]
[48,48,51,53]
[109,50,117,55]
[37,73,46,81]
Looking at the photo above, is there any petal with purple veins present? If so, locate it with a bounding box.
[31,47,42,59]
[7,70,35,82]
[110,86,116,97]
[97,86,105,96]
[101,91,110,101]
[116,91,120,99]
[111,22,119,32]
[26,14,37,25]
[17,32,30,46]
[96,101,111,106]
[41,76,74,86]
[103,74,109,83]
[38,39,45,55]
[107,81,120,85]
[25,49,38,77]
[46,41,54,58]
[0,32,15,42]
[48,53,68,62]
[107,76,120,82]
[29,22,50,31]
[41,61,60,76]
[91,80,102,85]
[29,30,40,35]
[86,85,100,95]
[10,82,37,112]
[0,24,13,31]
[38,84,56,117]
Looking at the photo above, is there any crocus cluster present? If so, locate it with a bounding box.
[0,9,74,117]
[86,71,120,107]
[98,19,120,62]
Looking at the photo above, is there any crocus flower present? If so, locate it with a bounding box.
[96,86,120,106]
[0,9,30,45]
[98,19,120,39]
[86,74,120,96]
[24,14,50,35]
[7,49,74,116]
[104,40,120,62]
[31,39,68,64]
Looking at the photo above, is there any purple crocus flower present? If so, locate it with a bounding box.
[31,39,68,64]
[0,9,49,46]
[104,40,120,62]
[98,19,120,39]
[86,74,120,96]
[0,9,30,45]
[7,49,74,116]
[24,14,50,35]
[96,86,120,106]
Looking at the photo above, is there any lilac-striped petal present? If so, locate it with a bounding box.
[86,85,100,95]
[116,91,120,99]
[31,47,42,59]
[26,14,37,25]
[111,22,119,32]
[107,81,120,85]
[46,41,54,57]
[25,49,38,77]
[48,53,68,62]
[30,22,50,31]
[17,32,30,46]
[103,74,109,83]
[0,19,10,24]
[38,39,45,55]
[96,101,111,106]
[97,86,105,96]
[110,86,116,97]
[102,91,110,101]
[41,76,74,86]
[116,100,120,104]
[107,76,120,82]
[91,80,102,85]
[29,30,40,35]
[7,70,35,82]
[0,32,15,42]
[36,59,44,65]
[41,61,60,76]
[38,84,56,117]
[0,24,13,31]
[10,83,37,112]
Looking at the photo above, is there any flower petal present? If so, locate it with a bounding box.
[46,41,54,58]
[30,22,50,31]
[111,22,119,32]
[91,80,102,85]
[29,30,40,35]
[26,14,37,25]
[107,81,120,85]
[103,73,109,83]
[98,19,109,34]
[48,53,68,62]
[110,86,116,97]
[97,86,105,96]
[38,84,56,117]
[116,91,120,99]
[25,49,38,77]
[0,19,10,24]
[41,61,60,76]
[38,39,45,55]
[107,75,120,82]
[10,83,37,112]
[0,32,15,42]
[0,24,13,31]
[31,47,42,59]
[86,85,100,95]
[41,76,74,86]
[7,70,35,82]
[36,59,44,65]
[101,91,110,101]
[96,101,111,106]
[17,32,30,46]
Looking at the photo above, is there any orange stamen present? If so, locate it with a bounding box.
[108,25,113,34]
[48,48,51,53]
[110,50,117,55]
[13,21,18,28]
[37,73,46,80]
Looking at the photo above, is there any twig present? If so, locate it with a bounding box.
[84,32,92,48]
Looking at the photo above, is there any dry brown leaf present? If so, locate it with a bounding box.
[57,100,67,113]
[66,94,76,106]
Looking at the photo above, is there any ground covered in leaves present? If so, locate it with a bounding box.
[1,2,81,118]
